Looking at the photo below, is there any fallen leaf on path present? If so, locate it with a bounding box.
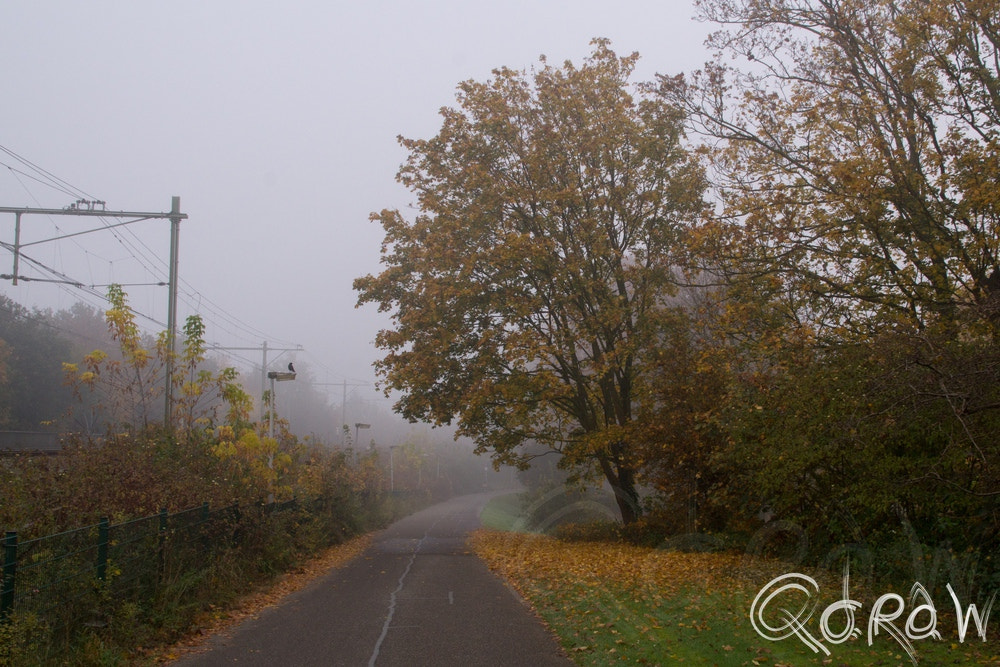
[144,533,373,663]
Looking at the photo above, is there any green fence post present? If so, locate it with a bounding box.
[96,517,110,582]
[1,531,16,620]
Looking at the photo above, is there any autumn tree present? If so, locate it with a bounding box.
[0,295,75,428]
[631,279,738,533]
[662,0,1000,335]
[64,285,252,436]
[657,0,1000,559]
[355,41,706,523]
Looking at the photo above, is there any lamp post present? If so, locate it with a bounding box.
[389,445,399,492]
[267,370,297,440]
[266,370,296,503]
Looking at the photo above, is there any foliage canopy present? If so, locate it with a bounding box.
[663,0,1000,336]
[654,0,1000,561]
[355,40,706,523]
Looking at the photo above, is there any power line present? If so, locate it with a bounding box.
[0,147,302,359]
[0,146,92,200]
[0,243,167,328]
[2,160,79,201]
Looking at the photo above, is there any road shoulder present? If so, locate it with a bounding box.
[150,533,374,664]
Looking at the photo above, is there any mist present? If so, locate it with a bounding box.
[0,1,709,457]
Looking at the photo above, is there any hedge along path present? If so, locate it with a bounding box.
[154,533,373,664]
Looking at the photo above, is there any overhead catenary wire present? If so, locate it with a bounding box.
[0,143,173,296]
[3,157,113,284]
[0,145,159,310]
[0,149,325,402]
[0,145,301,355]
[0,258,370,411]
[0,161,291,348]
[0,147,87,201]
[0,243,168,328]
[2,161,80,201]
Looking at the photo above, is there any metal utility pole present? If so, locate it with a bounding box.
[304,379,370,444]
[164,196,182,425]
[0,197,188,425]
[339,379,370,444]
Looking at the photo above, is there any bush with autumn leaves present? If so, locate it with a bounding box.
[1,285,386,540]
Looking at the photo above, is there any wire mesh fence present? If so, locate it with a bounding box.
[3,523,104,652]
[0,498,307,661]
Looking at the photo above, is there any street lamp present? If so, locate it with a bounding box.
[264,369,295,504]
[354,422,370,447]
[267,370,297,441]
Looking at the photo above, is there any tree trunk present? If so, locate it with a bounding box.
[600,457,641,524]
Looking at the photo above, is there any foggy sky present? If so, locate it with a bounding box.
[0,1,710,416]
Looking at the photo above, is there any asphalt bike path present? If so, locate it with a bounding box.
[174,492,572,666]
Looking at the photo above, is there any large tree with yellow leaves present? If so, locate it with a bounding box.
[662,0,1000,335]
[657,0,1000,552]
[355,41,706,523]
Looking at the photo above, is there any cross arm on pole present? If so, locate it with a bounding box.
[0,206,188,220]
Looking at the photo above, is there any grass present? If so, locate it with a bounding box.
[479,492,525,531]
[472,497,1000,666]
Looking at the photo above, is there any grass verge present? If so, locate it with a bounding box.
[471,530,1000,666]
[479,492,525,531]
